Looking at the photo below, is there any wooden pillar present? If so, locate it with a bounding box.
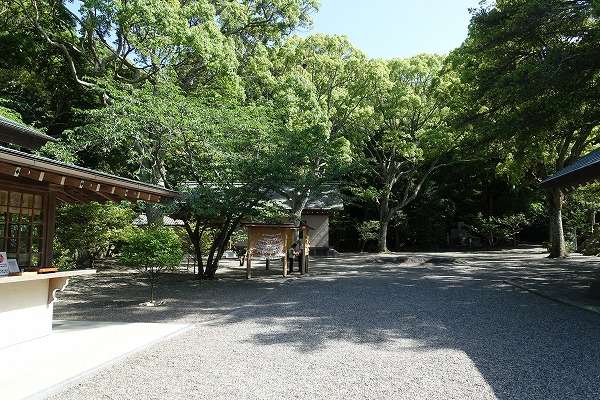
[246,229,252,279]
[282,231,288,277]
[266,258,270,271]
[302,226,309,274]
[43,191,57,267]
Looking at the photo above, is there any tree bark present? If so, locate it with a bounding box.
[378,217,390,253]
[183,220,204,279]
[377,180,393,253]
[204,216,243,279]
[549,187,567,258]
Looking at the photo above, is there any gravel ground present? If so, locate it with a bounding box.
[51,250,600,400]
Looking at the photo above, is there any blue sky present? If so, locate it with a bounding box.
[302,0,482,59]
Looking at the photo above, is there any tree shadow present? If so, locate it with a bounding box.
[211,254,600,399]
[55,250,600,399]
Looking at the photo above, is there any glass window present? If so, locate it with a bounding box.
[9,192,21,207]
[0,189,45,268]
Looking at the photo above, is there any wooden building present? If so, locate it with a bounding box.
[0,116,177,269]
[542,148,600,189]
[271,185,343,256]
[0,116,178,347]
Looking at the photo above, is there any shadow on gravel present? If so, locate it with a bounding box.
[55,250,600,399]
[215,253,600,400]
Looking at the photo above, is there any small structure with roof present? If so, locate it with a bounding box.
[272,185,343,256]
[542,149,600,189]
[0,117,178,347]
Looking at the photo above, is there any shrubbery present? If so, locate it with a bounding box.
[54,202,136,269]
[120,227,183,303]
[469,213,529,248]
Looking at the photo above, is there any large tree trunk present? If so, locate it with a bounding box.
[290,191,310,225]
[378,217,390,253]
[287,189,311,243]
[549,187,567,258]
[377,181,393,253]
[204,216,243,279]
[183,220,205,279]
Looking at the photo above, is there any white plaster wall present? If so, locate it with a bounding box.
[0,280,52,348]
[302,214,329,248]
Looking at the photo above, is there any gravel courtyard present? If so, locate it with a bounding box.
[51,249,600,400]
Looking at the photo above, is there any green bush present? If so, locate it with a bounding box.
[469,213,529,248]
[580,230,600,256]
[120,227,183,303]
[55,202,136,269]
[356,220,380,252]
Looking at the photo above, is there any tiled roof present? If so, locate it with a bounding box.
[542,148,600,188]
[0,115,56,149]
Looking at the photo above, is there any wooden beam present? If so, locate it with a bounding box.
[63,188,99,203]
[55,192,77,203]
[57,190,82,204]
[18,167,45,181]
[95,191,117,202]
[43,172,67,186]
[71,188,106,203]
[0,161,167,204]
[0,162,21,177]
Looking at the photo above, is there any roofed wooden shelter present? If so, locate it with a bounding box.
[0,117,178,269]
[0,116,179,348]
[244,223,310,279]
[542,149,600,189]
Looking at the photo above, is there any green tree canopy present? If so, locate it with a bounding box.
[351,54,461,252]
[449,0,600,257]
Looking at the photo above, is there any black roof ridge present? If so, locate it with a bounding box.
[0,115,56,143]
[542,147,600,187]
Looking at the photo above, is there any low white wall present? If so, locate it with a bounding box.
[0,280,52,348]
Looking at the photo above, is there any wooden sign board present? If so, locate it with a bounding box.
[248,227,293,258]
[254,233,285,258]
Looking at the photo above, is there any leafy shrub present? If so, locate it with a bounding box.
[120,227,183,303]
[469,213,529,247]
[580,230,600,256]
[357,220,380,252]
[55,202,136,269]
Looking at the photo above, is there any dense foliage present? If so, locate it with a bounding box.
[55,202,136,269]
[449,0,600,257]
[120,226,183,302]
[3,0,600,272]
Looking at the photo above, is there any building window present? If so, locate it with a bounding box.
[0,190,45,268]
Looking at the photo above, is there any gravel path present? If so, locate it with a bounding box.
[51,251,600,400]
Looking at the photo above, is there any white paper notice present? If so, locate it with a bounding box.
[0,252,9,276]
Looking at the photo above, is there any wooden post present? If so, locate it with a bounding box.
[302,225,309,274]
[282,231,288,278]
[266,258,270,271]
[43,191,57,267]
[246,250,252,279]
[246,229,252,279]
